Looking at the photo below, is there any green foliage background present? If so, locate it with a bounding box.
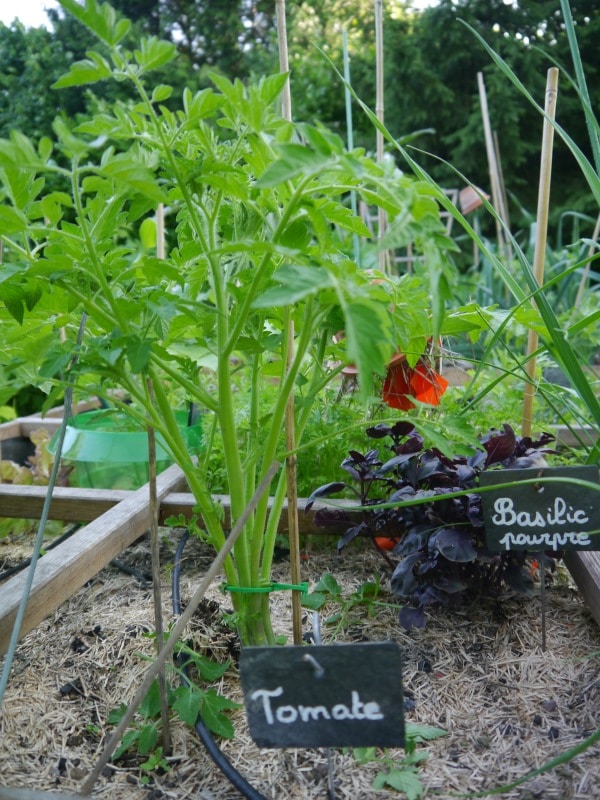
[1,0,598,227]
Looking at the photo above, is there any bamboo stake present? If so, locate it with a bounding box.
[477,73,509,264]
[149,203,170,752]
[374,0,388,274]
[146,379,171,754]
[343,30,360,267]
[156,202,165,260]
[521,68,559,438]
[275,0,303,646]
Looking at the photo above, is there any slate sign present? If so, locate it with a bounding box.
[239,642,405,748]
[480,465,600,552]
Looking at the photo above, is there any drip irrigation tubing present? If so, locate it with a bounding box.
[0,530,153,587]
[172,529,269,800]
[0,523,82,584]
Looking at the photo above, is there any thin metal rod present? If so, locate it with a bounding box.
[312,613,337,800]
[540,552,547,652]
[0,313,87,706]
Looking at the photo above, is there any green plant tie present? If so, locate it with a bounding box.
[221,581,309,594]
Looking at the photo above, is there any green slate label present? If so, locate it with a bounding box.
[480,465,600,552]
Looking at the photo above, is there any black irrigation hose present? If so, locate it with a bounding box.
[0,523,82,584]
[172,529,269,800]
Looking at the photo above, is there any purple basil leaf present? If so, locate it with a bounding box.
[434,527,477,562]
[456,464,477,486]
[393,524,430,556]
[366,423,393,439]
[337,523,369,551]
[416,557,437,575]
[376,453,417,476]
[467,450,487,469]
[348,449,367,463]
[305,481,348,513]
[416,456,442,482]
[398,604,426,630]
[481,423,516,466]
[340,462,362,481]
[433,574,468,593]
[415,585,447,606]
[395,432,423,455]
[390,553,421,597]
[390,420,416,439]
[388,485,416,504]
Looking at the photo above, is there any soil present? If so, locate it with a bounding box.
[0,530,599,800]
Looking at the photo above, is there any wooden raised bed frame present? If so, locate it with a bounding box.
[1,409,599,654]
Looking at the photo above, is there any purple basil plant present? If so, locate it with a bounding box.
[306,421,557,629]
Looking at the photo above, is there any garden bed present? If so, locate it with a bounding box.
[1,531,599,800]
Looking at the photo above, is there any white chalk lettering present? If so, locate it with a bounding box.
[297,704,331,722]
[277,705,300,724]
[498,530,591,551]
[492,496,589,529]
[250,687,384,725]
[251,687,283,724]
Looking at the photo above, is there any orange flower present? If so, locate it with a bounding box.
[382,355,448,411]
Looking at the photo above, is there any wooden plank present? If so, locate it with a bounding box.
[0,485,131,521]
[0,463,185,655]
[0,486,356,530]
[0,420,24,441]
[0,787,88,800]
[564,551,600,628]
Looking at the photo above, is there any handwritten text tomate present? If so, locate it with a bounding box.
[250,687,384,725]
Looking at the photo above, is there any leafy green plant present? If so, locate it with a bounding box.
[308,420,557,628]
[109,651,239,769]
[350,722,446,799]
[0,0,490,645]
[301,572,389,637]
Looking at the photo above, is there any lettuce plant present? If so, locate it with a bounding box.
[307,421,557,628]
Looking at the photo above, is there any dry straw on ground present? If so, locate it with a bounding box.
[1,531,598,800]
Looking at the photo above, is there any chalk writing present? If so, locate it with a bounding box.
[480,466,600,555]
[498,530,591,551]
[491,497,589,528]
[250,686,384,725]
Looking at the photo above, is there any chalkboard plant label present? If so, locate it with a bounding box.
[240,642,405,748]
[480,466,600,552]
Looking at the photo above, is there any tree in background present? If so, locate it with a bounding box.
[383,0,600,224]
[0,0,598,231]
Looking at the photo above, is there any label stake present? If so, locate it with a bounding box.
[312,612,337,800]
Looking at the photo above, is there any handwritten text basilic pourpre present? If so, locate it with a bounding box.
[492,496,591,551]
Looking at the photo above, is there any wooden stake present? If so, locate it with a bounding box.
[574,210,600,308]
[477,73,510,266]
[374,0,388,273]
[276,0,303,645]
[343,30,360,267]
[522,68,559,438]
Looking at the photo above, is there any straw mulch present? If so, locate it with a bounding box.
[0,530,598,800]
